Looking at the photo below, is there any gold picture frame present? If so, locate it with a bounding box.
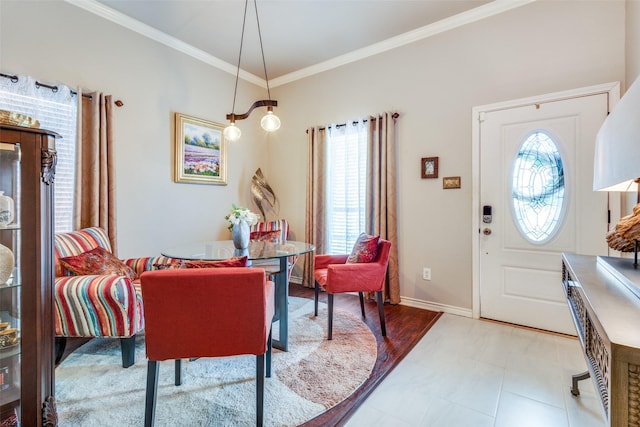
[174,113,227,185]
[443,176,461,189]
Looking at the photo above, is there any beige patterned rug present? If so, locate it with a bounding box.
[55,297,377,426]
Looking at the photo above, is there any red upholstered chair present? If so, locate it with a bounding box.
[139,267,275,427]
[313,239,391,340]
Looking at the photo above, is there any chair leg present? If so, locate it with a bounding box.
[55,337,67,365]
[376,291,387,337]
[174,359,182,386]
[314,280,320,316]
[144,361,159,427]
[120,335,136,368]
[256,354,265,427]
[358,292,365,317]
[266,328,272,378]
[328,293,334,340]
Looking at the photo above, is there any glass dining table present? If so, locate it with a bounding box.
[161,239,315,351]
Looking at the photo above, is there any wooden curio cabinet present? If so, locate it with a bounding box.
[0,124,58,426]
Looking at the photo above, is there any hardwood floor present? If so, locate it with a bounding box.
[289,283,442,427]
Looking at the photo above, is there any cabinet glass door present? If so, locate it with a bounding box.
[0,141,21,426]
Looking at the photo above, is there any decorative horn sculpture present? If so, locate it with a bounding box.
[251,168,278,220]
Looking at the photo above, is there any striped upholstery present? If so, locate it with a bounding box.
[124,256,176,278]
[250,219,298,278]
[54,274,142,337]
[53,227,173,338]
[250,219,289,243]
[54,226,112,277]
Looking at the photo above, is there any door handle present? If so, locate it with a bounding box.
[483,228,492,236]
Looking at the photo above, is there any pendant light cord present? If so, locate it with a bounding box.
[254,0,272,101]
[231,0,250,116]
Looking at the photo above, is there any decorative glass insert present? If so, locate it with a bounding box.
[512,131,565,243]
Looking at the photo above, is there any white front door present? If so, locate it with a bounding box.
[477,88,613,334]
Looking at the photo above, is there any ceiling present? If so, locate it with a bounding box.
[84,0,525,86]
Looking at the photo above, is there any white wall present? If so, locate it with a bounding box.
[269,0,625,311]
[0,0,268,258]
[627,0,640,85]
[622,0,640,213]
[0,0,628,313]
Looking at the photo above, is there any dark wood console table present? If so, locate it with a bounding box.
[562,253,640,427]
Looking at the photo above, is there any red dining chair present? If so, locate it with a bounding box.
[139,267,275,427]
[313,238,391,340]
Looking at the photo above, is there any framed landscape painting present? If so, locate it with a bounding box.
[174,113,227,185]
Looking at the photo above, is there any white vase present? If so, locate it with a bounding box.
[231,220,250,250]
[0,243,14,285]
[0,192,14,228]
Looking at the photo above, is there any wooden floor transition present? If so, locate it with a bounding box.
[57,283,443,426]
[290,284,442,427]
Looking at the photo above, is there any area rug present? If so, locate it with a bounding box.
[55,297,377,426]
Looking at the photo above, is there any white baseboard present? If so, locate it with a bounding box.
[289,276,472,319]
[399,296,473,318]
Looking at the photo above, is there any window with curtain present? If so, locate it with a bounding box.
[0,75,78,233]
[325,120,368,254]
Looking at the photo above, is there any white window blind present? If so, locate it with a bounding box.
[325,121,368,254]
[0,75,77,233]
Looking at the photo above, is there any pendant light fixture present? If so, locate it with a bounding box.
[223,0,280,142]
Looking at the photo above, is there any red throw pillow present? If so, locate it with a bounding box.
[250,230,282,243]
[346,233,380,263]
[59,246,137,280]
[183,256,248,268]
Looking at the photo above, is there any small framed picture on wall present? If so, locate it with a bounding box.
[443,176,461,189]
[421,157,438,179]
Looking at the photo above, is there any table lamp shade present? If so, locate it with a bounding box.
[593,76,640,192]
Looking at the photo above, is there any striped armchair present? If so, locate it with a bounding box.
[54,227,174,368]
[250,219,298,279]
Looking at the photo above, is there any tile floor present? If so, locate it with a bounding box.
[346,313,607,427]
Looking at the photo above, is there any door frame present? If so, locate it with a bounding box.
[471,82,620,319]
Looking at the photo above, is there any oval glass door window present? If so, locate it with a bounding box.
[512,131,565,243]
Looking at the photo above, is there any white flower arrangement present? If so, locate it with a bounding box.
[225,204,259,231]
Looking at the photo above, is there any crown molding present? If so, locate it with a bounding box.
[65,0,534,88]
[64,0,267,87]
[270,0,535,87]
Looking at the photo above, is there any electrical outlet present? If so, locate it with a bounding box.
[422,268,431,281]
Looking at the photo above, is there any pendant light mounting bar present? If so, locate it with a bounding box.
[226,99,278,122]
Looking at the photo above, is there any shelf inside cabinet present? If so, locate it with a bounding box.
[0,344,21,416]
[0,387,20,411]
[0,282,19,291]
[0,342,19,360]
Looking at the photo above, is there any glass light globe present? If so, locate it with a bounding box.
[261,111,281,132]
[223,123,241,141]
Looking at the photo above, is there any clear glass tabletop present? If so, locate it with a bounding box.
[161,240,315,261]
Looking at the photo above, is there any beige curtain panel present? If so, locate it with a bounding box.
[304,112,400,304]
[367,112,400,304]
[74,92,118,253]
[303,126,327,288]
